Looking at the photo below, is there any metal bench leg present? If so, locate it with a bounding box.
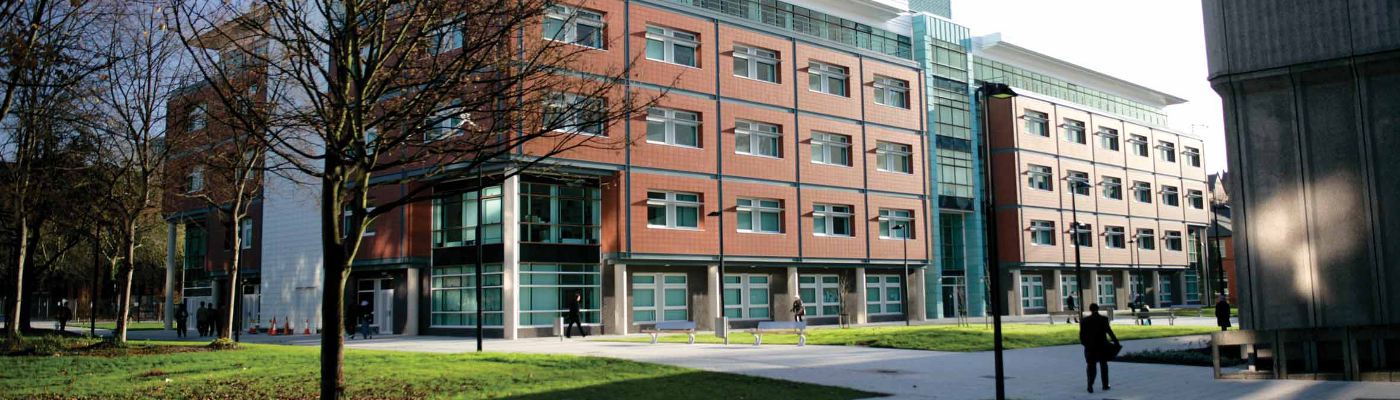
[688,333,695,345]
[754,333,762,346]
[650,333,659,344]
[798,333,806,347]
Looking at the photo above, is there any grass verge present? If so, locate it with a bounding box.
[0,340,878,400]
[601,323,1218,352]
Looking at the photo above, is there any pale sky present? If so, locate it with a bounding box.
[952,0,1227,173]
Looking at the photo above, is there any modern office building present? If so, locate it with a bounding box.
[1203,0,1398,380]
[973,35,1212,316]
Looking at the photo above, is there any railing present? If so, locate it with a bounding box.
[665,0,913,59]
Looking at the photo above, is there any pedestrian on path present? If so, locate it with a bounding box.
[358,300,374,339]
[175,303,189,338]
[565,292,587,338]
[1215,295,1232,332]
[1079,303,1120,394]
[196,302,209,337]
[1065,294,1079,323]
[55,301,72,332]
[791,298,805,322]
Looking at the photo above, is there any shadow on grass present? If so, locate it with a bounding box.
[499,370,883,400]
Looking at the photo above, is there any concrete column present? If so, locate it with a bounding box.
[852,267,868,324]
[404,268,419,336]
[611,263,628,334]
[1118,270,1132,310]
[1176,271,1188,306]
[1150,270,1161,306]
[1009,269,1023,316]
[1050,269,1064,313]
[909,268,927,322]
[165,221,177,330]
[697,265,718,330]
[501,175,520,339]
[1088,270,1099,308]
[775,267,798,321]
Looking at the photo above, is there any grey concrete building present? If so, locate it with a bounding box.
[1202,0,1399,380]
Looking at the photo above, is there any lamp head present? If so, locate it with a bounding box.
[981,82,1017,99]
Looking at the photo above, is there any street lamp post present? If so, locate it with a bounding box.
[976,82,1017,400]
[707,210,724,329]
[892,225,910,326]
[1069,177,1086,315]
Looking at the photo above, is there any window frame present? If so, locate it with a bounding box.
[812,203,855,237]
[544,93,606,136]
[736,198,783,234]
[808,61,849,97]
[1062,118,1086,144]
[877,208,914,240]
[1164,230,1184,252]
[238,218,254,249]
[1161,185,1180,207]
[1183,146,1201,167]
[1072,222,1093,248]
[1097,127,1120,151]
[1067,171,1091,196]
[811,131,852,167]
[645,25,699,67]
[1133,181,1153,204]
[1024,110,1049,137]
[735,120,782,158]
[1136,228,1156,250]
[645,107,701,148]
[1027,164,1053,191]
[1020,275,1046,310]
[1158,141,1177,163]
[1104,226,1126,249]
[1129,134,1149,157]
[187,166,205,193]
[646,191,702,230]
[798,275,841,317]
[631,273,689,324]
[866,275,903,315]
[1102,176,1123,200]
[723,274,771,320]
[875,141,913,174]
[873,75,910,109]
[1030,220,1056,246]
[543,5,605,49]
[733,44,779,83]
[1188,189,1205,209]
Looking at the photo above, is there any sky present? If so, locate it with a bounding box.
[952,0,1227,173]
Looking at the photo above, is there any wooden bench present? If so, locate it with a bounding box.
[641,321,697,344]
[1132,310,1178,325]
[1047,310,1082,324]
[1170,304,1205,317]
[752,321,807,346]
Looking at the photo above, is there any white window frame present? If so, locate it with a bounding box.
[646,191,701,230]
[724,274,771,320]
[1097,127,1119,151]
[811,131,852,167]
[866,275,903,315]
[1030,220,1056,246]
[736,198,783,234]
[808,61,848,97]
[1188,189,1205,209]
[1072,223,1093,248]
[1137,228,1156,250]
[544,93,605,136]
[873,75,909,109]
[1097,275,1117,307]
[1158,141,1177,163]
[1062,119,1086,144]
[798,275,841,317]
[631,273,688,324]
[187,167,205,193]
[1129,134,1149,157]
[427,21,463,55]
[645,25,698,67]
[1104,226,1126,249]
[1067,171,1091,196]
[1021,275,1046,310]
[1102,176,1123,200]
[1024,110,1049,137]
[1184,146,1201,167]
[645,107,700,148]
[544,5,605,49]
[876,141,913,174]
[733,44,779,83]
[425,106,465,142]
[1133,181,1153,204]
[238,218,254,249]
[189,104,208,131]
[878,208,914,239]
[812,203,854,237]
[1164,230,1184,252]
[1028,165,1053,191]
[735,120,781,158]
[1162,185,1180,207]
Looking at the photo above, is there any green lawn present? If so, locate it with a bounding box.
[0,340,876,399]
[1170,306,1238,318]
[604,323,1218,352]
[91,321,168,331]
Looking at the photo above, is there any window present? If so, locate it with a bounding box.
[733,45,779,83]
[1159,141,1177,162]
[937,148,975,198]
[798,275,841,316]
[427,21,463,54]
[735,120,781,158]
[1162,185,1180,207]
[238,218,253,249]
[433,186,503,247]
[812,204,854,236]
[866,275,902,315]
[1159,273,1176,305]
[425,106,464,142]
[1133,181,1153,203]
[647,191,701,229]
[1164,230,1183,251]
[1136,228,1156,250]
[1021,275,1045,310]
[1129,134,1149,157]
[873,75,910,108]
[940,215,967,272]
[1062,119,1086,144]
[1030,220,1055,246]
[737,198,782,233]
[811,132,851,166]
[875,141,912,173]
[1067,171,1091,196]
[723,274,770,319]
[1185,269,1201,304]
[632,273,688,323]
[188,104,208,131]
[1027,165,1053,191]
[1060,275,1080,308]
[645,25,697,67]
[431,264,504,327]
[1183,146,1201,167]
[544,93,605,136]
[182,225,206,270]
[878,209,914,239]
[1188,189,1205,209]
[343,204,378,238]
[1104,226,1126,249]
[808,61,848,96]
[1102,176,1123,200]
[646,108,700,148]
[543,5,604,49]
[1097,275,1117,307]
[1072,223,1093,248]
[186,166,204,193]
[520,182,602,245]
[1098,127,1119,151]
[519,263,601,326]
[1024,110,1049,137]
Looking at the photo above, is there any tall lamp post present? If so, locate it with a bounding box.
[976,82,1017,400]
[707,210,725,328]
[892,224,910,326]
[1068,176,1087,314]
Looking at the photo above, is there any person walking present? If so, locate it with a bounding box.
[564,292,586,338]
[195,302,208,337]
[1065,293,1079,323]
[791,298,805,322]
[1215,295,1232,332]
[174,303,189,338]
[1079,303,1120,393]
[54,301,72,332]
[354,300,374,340]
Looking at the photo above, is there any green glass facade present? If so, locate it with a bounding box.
[972,58,1168,125]
[663,0,913,59]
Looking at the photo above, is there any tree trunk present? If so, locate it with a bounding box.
[221,224,241,340]
[5,219,28,339]
[320,177,348,399]
[113,233,137,345]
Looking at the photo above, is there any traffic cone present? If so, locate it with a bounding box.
[248,322,257,335]
[304,319,311,335]
[270,317,279,335]
[284,317,291,335]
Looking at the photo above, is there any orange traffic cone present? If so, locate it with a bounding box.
[270,317,279,335]
[284,317,291,335]
[248,322,258,334]
[304,319,311,335]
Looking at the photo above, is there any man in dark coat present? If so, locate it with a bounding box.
[565,292,586,338]
[55,302,73,332]
[196,302,209,337]
[1079,303,1120,393]
[1215,295,1232,331]
[174,303,189,338]
[1065,293,1079,323]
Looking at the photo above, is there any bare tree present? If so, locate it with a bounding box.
[173,0,662,396]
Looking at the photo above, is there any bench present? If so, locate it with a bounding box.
[1131,310,1178,325]
[641,321,697,344]
[1170,304,1205,317]
[752,321,807,346]
[1047,310,1082,324]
